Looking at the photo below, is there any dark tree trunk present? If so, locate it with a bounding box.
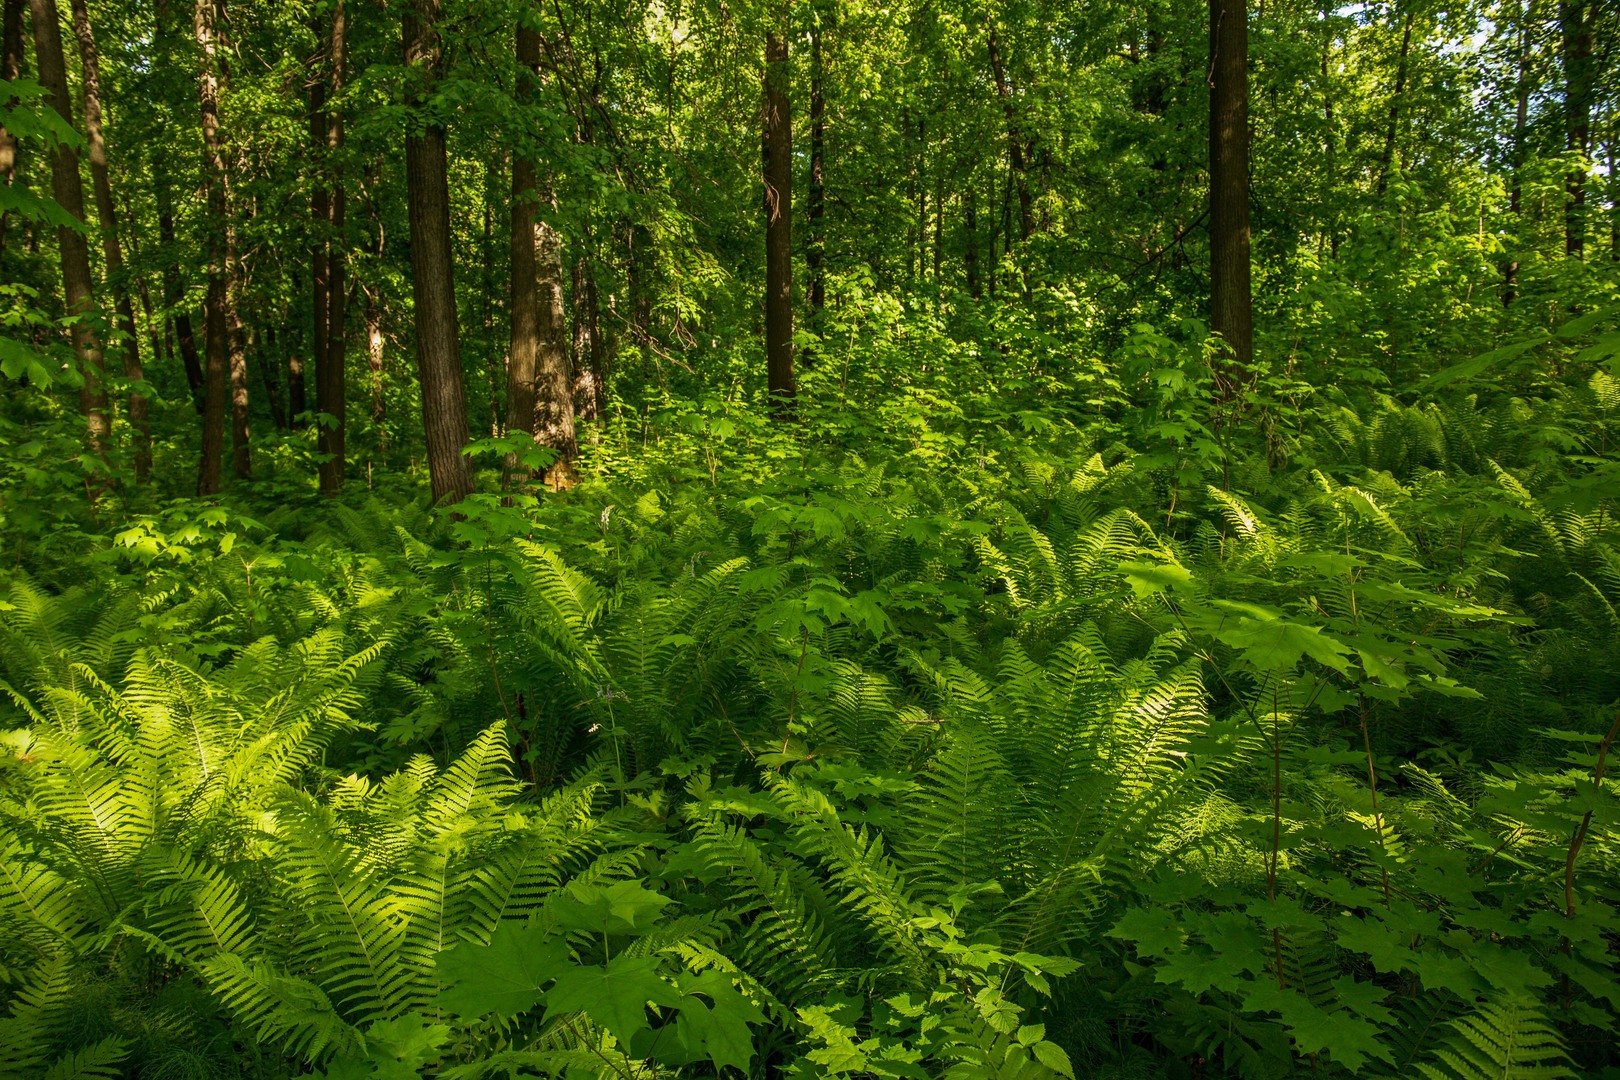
[30,0,110,479]
[403,0,472,504]
[987,27,1033,243]
[481,157,499,436]
[69,0,148,481]
[210,0,249,480]
[0,0,23,256]
[305,26,327,431]
[158,196,205,410]
[1320,2,1338,260]
[1506,0,1531,303]
[1209,0,1253,397]
[319,0,346,494]
[1376,8,1414,197]
[763,25,795,413]
[571,255,604,420]
[258,325,287,430]
[964,193,980,298]
[806,22,826,337]
[194,0,227,493]
[1560,1,1592,257]
[507,23,576,488]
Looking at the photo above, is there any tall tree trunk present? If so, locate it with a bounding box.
[481,157,499,435]
[1209,0,1253,398]
[964,192,980,297]
[0,0,23,257]
[259,325,286,429]
[571,254,603,420]
[1320,2,1338,259]
[403,0,471,504]
[987,27,1034,242]
[365,285,384,438]
[158,193,205,410]
[1560,1,1592,257]
[1376,8,1414,197]
[507,23,575,488]
[29,0,110,479]
[68,0,148,481]
[304,23,327,431]
[806,21,825,338]
[319,0,346,494]
[212,0,248,480]
[194,0,227,493]
[1506,0,1531,303]
[763,24,795,413]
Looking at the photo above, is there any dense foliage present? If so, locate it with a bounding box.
[2,0,1619,1076]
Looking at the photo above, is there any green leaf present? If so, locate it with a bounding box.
[543,954,682,1046]
[436,921,569,1019]
[548,880,672,936]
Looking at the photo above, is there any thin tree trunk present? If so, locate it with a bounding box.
[1506,0,1531,303]
[964,192,980,297]
[194,0,227,493]
[305,26,327,431]
[571,254,603,420]
[212,0,248,480]
[1320,2,1338,259]
[987,27,1034,242]
[159,195,205,410]
[0,0,23,257]
[403,0,471,504]
[806,21,825,338]
[258,324,286,429]
[319,0,346,494]
[1376,8,1414,197]
[29,0,110,480]
[481,157,499,435]
[1560,1,1592,257]
[534,217,574,486]
[365,285,384,438]
[1209,0,1253,397]
[763,24,795,413]
[69,0,148,481]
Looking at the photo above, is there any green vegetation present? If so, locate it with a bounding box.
[1,0,1619,1076]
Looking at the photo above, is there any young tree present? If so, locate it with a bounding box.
[403,0,471,504]
[763,15,795,413]
[194,0,228,492]
[318,0,346,495]
[29,0,111,476]
[69,0,148,481]
[1208,0,1253,397]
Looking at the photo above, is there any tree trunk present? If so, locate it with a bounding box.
[1506,0,1531,303]
[319,0,346,494]
[1560,1,1592,257]
[1208,0,1253,397]
[403,0,472,504]
[68,0,148,481]
[29,0,110,479]
[304,21,328,431]
[763,25,795,413]
[1320,2,1338,260]
[0,0,24,257]
[210,0,249,480]
[158,194,205,411]
[987,27,1034,243]
[194,0,227,493]
[806,21,825,339]
[507,23,576,488]
[481,157,500,435]
[258,325,287,430]
[365,285,385,439]
[571,255,603,420]
[1376,8,1414,197]
[964,192,980,297]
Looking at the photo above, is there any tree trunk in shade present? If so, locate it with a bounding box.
[763,25,795,414]
[211,0,249,480]
[68,0,148,480]
[1560,1,1592,257]
[30,0,111,483]
[1208,0,1252,399]
[403,0,472,504]
[159,195,205,412]
[319,0,347,495]
[194,0,227,493]
[0,0,25,257]
[806,21,826,342]
[305,53,326,431]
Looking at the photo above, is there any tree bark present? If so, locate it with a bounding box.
[1505,0,1531,303]
[0,0,23,257]
[319,0,346,495]
[1208,0,1253,397]
[763,25,795,413]
[1376,8,1414,197]
[194,0,227,493]
[1560,1,1592,257]
[68,0,148,481]
[403,0,472,504]
[987,27,1034,243]
[806,21,825,339]
[210,0,249,480]
[304,55,326,430]
[964,193,980,298]
[571,254,603,420]
[507,23,576,488]
[29,0,110,479]
[158,194,205,411]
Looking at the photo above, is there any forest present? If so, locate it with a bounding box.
[1,0,1619,1075]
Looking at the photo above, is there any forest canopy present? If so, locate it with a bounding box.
[1,0,1619,1076]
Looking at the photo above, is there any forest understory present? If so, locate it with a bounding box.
[2,0,1620,1077]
